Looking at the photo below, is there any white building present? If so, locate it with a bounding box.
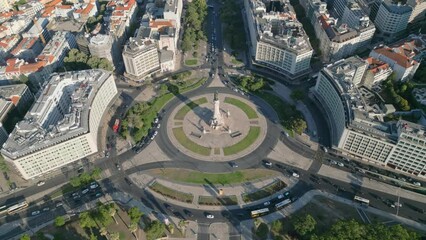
[362,57,393,88]
[312,57,426,178]
[374,0,412,38]
[244,0,313,80]
[40,31,77,71]
[369,35,426,81]
[122,26,160,81]
[163,0,183,30]
[0,0,12,13]
[1,69,118,180]
[88,34,115,63]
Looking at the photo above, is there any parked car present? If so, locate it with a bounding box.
[37,181,45,186]
[337,162,344,167]
[55,202,63,208]
[277,194,284,200]
[43,207,50,212]
[124,177,133,186]
[31,211,40,216]
[292,172,300,178]
[263,160,272,167]
[206,214,214,219]
[229,162,238,168]
[82,188,89,194]
[90,182,99,189]
[264,201,271,206]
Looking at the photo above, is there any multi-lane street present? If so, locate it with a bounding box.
[1,0,426,239]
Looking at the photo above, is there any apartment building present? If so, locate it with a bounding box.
[10,37,44,61]
[374,0,412,39]
[0,34,21,63]
[312,57,426,178]
[362,57,393,88]
[369,35,426,81]
[39,31,76,71]
[163,0,183,29]
[88,34,115,64]
[122,26,160,81]
[302,0,375,62]
[1,69,118,180]
[22,17,51,44]
[0,0,12,13]
[244,0,313,80]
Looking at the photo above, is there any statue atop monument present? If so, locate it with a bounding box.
[210,91,224,129]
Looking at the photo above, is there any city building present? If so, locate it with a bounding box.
[362,57,393,88]
[302,0,374,62]
[163,0,183,29]
[1,69,118,180]
[88,34,115,65]
[22,17,51,44]
[39,31,76,72]
[0,34,21,63]
[122,26,160,81]
[407,0,426,22]
[0,84,33,147]
[369,35,426,81]
[10,37,44,61]
[106,0,137,46]
[0,15,32,38]
[244,0,313,80]
[76,33,91,55]
[374,0,412,39]
[73,3,97,22]
[312,57,426,179]
[17,1,44,19]
[312,56,368,146]
[0,0,12,13]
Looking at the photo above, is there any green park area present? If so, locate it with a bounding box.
[149,181,194,203]
[174,97,208,120]
[185,59,198,66]
[223,126,260,156]
[254,195,424,240]
[148,168,278,185]
[172,127,211,156]
[120,76,207,142]
[224,97,258,119]
[242,180,286,202]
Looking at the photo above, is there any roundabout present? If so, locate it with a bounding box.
[167,92,268,161]
[156,86,281,168]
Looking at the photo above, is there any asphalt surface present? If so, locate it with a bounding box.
[1,0,426,239]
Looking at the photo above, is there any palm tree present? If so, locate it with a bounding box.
[129,222,138,240]
[100,227,109,240]
[168,224,175,234]
[178,220,188,234]
[109,232,119,240]
[108,204,118,224]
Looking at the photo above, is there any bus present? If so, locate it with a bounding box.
[275,199,292,210]
[0,205,8,214]
[354,196,369,205]
[7,201,28,215]
[250,208,269,218]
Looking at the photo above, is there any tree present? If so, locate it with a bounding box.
[70,177,81,188]
[158,84,169,96]
[271,220,283,234]
[0,154,9,172]
[20,234,31,240]
[290,90,305,101]
[291,118,307,135]
[54,216,66,227]
[99,227,109,239]
[168,224,175,234]
[255,223,269,239]
[145,220,166,240]
[89,233,98,240]
[293,214,316,236]
[398,98,410,111]
[91,167,102,179]
[79,212,96,229]
[128,207,143,223]
[109,232,120,240]
[79,172,92,185]
[129,222,139,240]
[108,203,118,224]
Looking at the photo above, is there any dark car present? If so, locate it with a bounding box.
[229,161,238,168]
[183,209,193,217]
[124,178,133,186]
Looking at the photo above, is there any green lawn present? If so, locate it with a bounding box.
[242,180,287,202]
[198,195,238,206]
[149,181,194,203]
[172,127,211,156]
[223,126,260,156]
[148,168,278,185]
[174,97,208,120]
[224,97,258,119]
[185,59,198,66]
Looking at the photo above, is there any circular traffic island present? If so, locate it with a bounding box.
[167,92,268,161]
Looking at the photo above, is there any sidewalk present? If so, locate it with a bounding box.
[129,173,299,211]
[240,189,426,240]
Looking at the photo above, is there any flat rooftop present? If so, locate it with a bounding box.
[1,69,113,160]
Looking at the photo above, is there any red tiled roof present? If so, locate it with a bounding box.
[56,5,73,9]
[149,20,174,29]
[10,37,37,55]
[365,57,391,74]
[75,9,83,14]
[42,6,55,17]
[374,48,418,68]
[45,0,62,7]
[82,4,94,15]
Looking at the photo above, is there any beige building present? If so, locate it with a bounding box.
[1,69,117,180]
[0,0,12,13]
[122,26,160,81]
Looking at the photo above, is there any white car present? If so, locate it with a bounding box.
[413,182,422,187]
[43,207,50,212]
[31,211,40,216]
[37,181,45,186]
[82,189,89,194]
[292,172,300,178]
[337,162,344,167]
[56,202,63,208]
[263,201,271,206]
[394,202,402,208]
[206,214,214,219]
[154,118,159,124]
[330,160,337,165]
[277,194,284,200]
[90,183,99,189]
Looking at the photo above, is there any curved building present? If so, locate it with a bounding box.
[1,69,118,180]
